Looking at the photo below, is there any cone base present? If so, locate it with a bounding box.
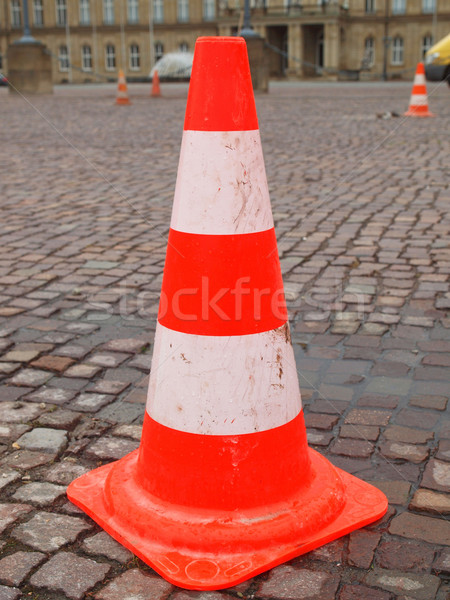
[67,447,387,590]
[116,98,131,105]
[404,108,434,117]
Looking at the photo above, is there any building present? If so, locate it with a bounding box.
[0,0,448,82]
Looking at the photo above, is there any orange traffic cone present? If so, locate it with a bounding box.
[68,36,387,591]
[115,68,131,105]
[151,69,161,97]
[404,62,434,117]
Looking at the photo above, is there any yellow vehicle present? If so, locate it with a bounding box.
[425,33,450,85]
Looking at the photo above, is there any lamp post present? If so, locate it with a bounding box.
[240,0,258,37]
[381,0,390,81]
[19,0,36,43]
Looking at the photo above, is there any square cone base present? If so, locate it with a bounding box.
[68,447,387,590]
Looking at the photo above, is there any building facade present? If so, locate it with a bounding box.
[0,0,448,82]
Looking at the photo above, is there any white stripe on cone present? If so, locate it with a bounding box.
[146,323,302,435]
[413,73,426,85]
[171,131,274,235]
[409,94,428,106]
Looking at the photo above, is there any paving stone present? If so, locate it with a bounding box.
[24,386,77,405]
[71,392,111,412]
[85,436,139,461]
[331,438,374,458]
[0,468,21,491]
[30,551,111,600]
[304,413,338,430]
[0,585,21,600]
[82,530,134,563]
[0,503,32,534]
[369,480,411,505]
[258,565,339,599]
[44,460,89,485]
[0,363,20,375]
[389,511,450,546]
[65,363,102,378]
[15,427,67,453]
[95,569,173,600]
[340,424,380,441]
[338,583,391,600]
[88,379,130,395]
[306,430,334,446]
[364,568,440,600]
[1,449,56,470]
[0,401,45,423]
[348,530,381,569]
[357,393,399,409]
[2,349,42,362]
[318,384,353,402]
[31,355,75,373]
[171,593,236,600]
[9,368,53,387]
[379,441,429,463]
[96,400,145,423]
[12,481,67,506]
[421,459,450,493]
[112,424,143,440]
[433,548,450,576]
[84,260,120,270]
[364,377,411,396]
[436,440,450,461]
[122,388,147,403]
[409,488,450,515]
[56,344,90,359]
[308,538,344,563]
[383,425,433,444]
[345,409,391,426]
[395,408,440,429]
[88,352,129,367]
[376,538,436,572]
[0,423,30,442]
[12,511,92,551]
[0,551,46,586]
[409,395,448,410]
[37,409,81,429]
[102,338,147,353]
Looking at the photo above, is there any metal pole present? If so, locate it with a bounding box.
[240,0,257,37]
[19,0,36,42]
[92,0,99,81]
[149,0,155,70]
[381,0,389,81]
[432,0,437,44]
[65,1,72,82]
[120,0,126,70]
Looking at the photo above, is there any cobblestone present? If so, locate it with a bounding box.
[15,427,68,454]
[0,81,448,600]
[0,551,46,586]
[30,552,111,600]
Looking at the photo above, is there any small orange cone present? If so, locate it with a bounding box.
[68,36,387,591]
[404,62,434,117]
[115,68,131,105]
[151,69,161,97]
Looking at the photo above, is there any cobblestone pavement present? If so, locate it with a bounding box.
[0,80,449,600]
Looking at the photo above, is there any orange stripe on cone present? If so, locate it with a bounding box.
[67,36,387,591]
[116,68,131,105]
[151,69,161,97]
[404,62,434,117]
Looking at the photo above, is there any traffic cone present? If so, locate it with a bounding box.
[151,69,161,97]
[68,36,387,591]
[404,62,434,117]
[115,68,131,105]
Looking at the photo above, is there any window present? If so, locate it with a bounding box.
[391,36,404,65]
[129,43,140,69]
[179,41,189,52]
[59,45,69,71]
[155,41,164,61]
[105,44,116,70]
[80,0,90,24]
[82,44,92,70]
[203,0,215,20]
[392,0,405,13]
[56,0,67,26]
[154,0,164,22]
[127,0,139,22]
[422,0,435,13]
[364,37,375,67]
[33,0,44,25]
[365,0,375,13]
[103,0,114,24]
[422,34,433,57]
[11,0,21,27]
[177,0,189,22]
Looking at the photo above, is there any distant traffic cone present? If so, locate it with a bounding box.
[404,62,434,117]
[68,36,387,591]
[151,69,161,97]
[115,68,131,105]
